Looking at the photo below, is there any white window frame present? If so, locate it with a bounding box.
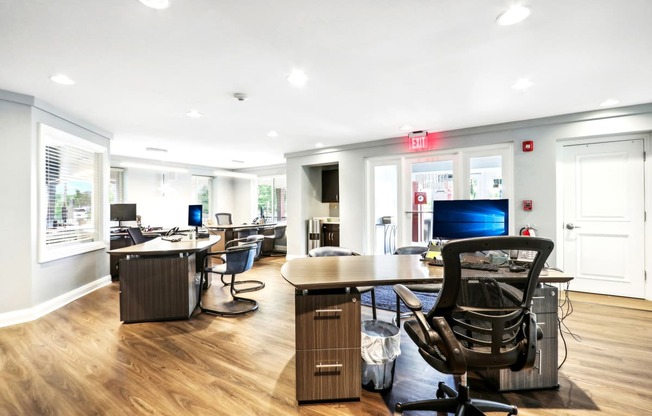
[38,124,107,263]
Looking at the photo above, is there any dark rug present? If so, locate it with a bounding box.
[361,285,438,314]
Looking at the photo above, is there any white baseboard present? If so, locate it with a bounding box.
[0,275,112,328]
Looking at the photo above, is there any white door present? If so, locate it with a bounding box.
[562,138,645,298]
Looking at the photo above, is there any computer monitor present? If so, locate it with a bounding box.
[188,204,203,228]
[432,199,509,240]
[110,203,137,222]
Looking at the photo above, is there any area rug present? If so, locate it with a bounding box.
[361,285,438,313]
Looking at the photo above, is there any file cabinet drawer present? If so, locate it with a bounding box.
[295,290,361,350]
[296,348,360,402]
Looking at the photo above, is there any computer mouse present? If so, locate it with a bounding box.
[509,264,526,273]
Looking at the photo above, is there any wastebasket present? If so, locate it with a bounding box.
[361,320,401,391]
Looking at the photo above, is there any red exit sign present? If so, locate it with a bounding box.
[407,131,429,151]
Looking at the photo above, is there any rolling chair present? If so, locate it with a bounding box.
[212,235,265,291]
[215,213,233,225]
[393,246,439,327]
[307,246,377,320]
[126,227,155,245]
[199,243,259,316]
[263,224,287,256]
[393,236,553,415]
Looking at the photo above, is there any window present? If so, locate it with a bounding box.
[257,175,286,222]
[192,175,212,217]
[109,168,124,203]
[39,124,107,262]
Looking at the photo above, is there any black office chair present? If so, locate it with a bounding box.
[393,246,439,327]
[263,224,287,256]
[393,236,553,415]
[215,213,233,225]
[199,243,258,316]
[307,246,377,320]
[127,227,147,245]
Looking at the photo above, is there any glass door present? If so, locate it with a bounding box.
[366,159,399,254]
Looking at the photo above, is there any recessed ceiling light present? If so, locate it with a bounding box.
[186,109,202,118]
[511,78,533,90]
[400,125,413,131]
[50,73,75,85]
[496,5,531,26]
[315,142,324,148]
[146,147,168,153]
[287,68,308,87]
[267,130,279,137]
[600,98,620,107]
[138,0,170,10]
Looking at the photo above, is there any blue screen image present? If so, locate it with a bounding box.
[432,199,509,240]
[188,205,203,227]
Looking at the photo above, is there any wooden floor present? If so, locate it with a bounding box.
[1,256,651,416]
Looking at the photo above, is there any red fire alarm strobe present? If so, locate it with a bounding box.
[523,200,533,211]
[522,140,534,152]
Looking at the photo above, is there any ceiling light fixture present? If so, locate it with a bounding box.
[50,73,75,85]
[315,142,324,148]
[186,109,202,118]
[267,130,279,137]
[600,98,620,107]
[287,68,308,87]
[145,147,168,153]
[496,5,531,26]
[120,161,188,173]
[511,78,533,90]
[138,0,171,10]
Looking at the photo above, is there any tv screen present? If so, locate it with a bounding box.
[110,203,137,222]
[432,199,509,240]
[188,204,203,227]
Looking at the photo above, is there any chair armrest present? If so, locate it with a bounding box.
[394,284,423,310]
[394,284,440,346]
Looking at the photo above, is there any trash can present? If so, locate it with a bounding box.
[361,320,401,391]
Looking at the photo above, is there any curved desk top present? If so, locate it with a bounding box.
[107,235,220,256]
[281,254,572,290]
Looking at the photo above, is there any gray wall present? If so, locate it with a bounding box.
[285,104,652,269]
[0,91,111,320]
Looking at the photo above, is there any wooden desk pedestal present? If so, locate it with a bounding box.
[479,284,559,391]
[119,254,200,323]
[295,289,361,402]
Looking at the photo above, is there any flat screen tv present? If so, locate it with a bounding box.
[110,203,137,222]
[188,204,203,227]
[432,199,509,240]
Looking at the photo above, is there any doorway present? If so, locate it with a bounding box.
[559,136,646,298]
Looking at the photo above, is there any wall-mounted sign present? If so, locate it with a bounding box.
[408,130,428,151]
[414,191,427,205]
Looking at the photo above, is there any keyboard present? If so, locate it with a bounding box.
[162,237,182,242]
[429,258,499,272]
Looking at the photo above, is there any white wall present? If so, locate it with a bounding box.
[0,91,112,324]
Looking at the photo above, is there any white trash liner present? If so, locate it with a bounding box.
[361,320,401,391]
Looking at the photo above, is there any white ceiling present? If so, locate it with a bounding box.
[1,0,651,169]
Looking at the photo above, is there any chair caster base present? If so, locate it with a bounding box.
[199,297,259,316]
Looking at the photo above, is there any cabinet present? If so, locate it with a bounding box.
[109,235,132,280]
[322,169,339,202]
[321,223,340,247]
[479,284,559,391]
[295,289,361,402]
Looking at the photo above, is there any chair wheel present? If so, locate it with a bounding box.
[395,402,403,412]
[509,406,518,415]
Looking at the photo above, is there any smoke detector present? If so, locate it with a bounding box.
[233,93,248,101]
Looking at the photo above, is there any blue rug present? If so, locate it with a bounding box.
[361,285,438,313]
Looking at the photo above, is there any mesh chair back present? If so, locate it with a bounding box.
[428,236,553,372]
[308,246,357,257]
[127,227,146,245]
[215,213,232,225]
[394,246,428,255]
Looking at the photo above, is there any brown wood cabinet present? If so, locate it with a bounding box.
[295,289,361,402]
[480,284,559,391]
[321,223,340,247]
[321,169,339,202]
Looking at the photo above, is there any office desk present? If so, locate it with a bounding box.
[280,255,572,402]
[108,236,220,323]
[207,223,276,251]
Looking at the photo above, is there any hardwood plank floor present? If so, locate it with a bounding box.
[1,256,650,415]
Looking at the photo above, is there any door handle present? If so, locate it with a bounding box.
[566,223,581,230]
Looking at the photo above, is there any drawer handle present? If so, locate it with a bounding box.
[532,296,545,299]
[316,363,343,369]
[315,309,342,314]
